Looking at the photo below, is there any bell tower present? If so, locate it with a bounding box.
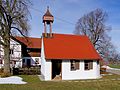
[43,6,54,38]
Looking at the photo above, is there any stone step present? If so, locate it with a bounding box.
[53,75,61,80]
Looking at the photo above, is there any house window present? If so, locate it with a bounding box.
[70,60,79,71]
[84,60,93,70]
[23,59,25,63]
[0,59,2,64]
[10,49,14,55]
[27,49,30,53]
[35,58,39,64]
[10,61,13,64]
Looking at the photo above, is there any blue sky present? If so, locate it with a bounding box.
[29,0,120,52]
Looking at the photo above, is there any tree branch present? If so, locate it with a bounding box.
[11,26,27,37]
[0,4,8,26]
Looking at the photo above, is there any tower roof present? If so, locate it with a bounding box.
[43,7,53,17]
[43,7,54,23]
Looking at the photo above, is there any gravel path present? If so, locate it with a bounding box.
[102,65,120,75]
[106,68,120,75]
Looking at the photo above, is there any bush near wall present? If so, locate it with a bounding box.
[100,67,109,74]
[0,68,11,77]
[0,68,4,74]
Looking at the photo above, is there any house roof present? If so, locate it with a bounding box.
[43,33,101,60]
[15,37,41,49]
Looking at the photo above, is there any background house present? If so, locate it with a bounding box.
[0,37,41,68]
[0,38,22,68]
[14,37,41,67]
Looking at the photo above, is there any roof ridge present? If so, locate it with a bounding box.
[42,33,87,37]
[15,36,41,39]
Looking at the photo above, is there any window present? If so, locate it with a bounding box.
[27,49,30,53]
[22,59,26,67]
[10,61,12,64]
[0,59,2,64]
[35,58,39,64]
[84,60,93,70]
[71,60,79,71]
[10,49,14,55]
[23,59,25,63]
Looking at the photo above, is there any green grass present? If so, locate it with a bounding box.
[0,74,120,90]
[109,64,120,69]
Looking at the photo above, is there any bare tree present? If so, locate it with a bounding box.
[0,0,31,76]
[74,9,112,59]
[108,47,120,64]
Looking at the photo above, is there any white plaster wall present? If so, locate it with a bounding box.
[10,39,21,59]
[41,57,46,79]
[0,44,4,57]
[0,64,4,68]
[41,38,52,81]
[96,61,100,77]
[10,39,22,68]
[44,60,51,80]
[62,60,100,80]
[41,38,45,77]
[0,38,22,68]
[15,59,22,68]
[0,37,4,57]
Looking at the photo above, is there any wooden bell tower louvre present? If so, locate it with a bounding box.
[43,6,54,38]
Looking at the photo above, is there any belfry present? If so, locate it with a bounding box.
[43,6,54,37]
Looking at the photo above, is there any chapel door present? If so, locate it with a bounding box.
[52,60,62,80]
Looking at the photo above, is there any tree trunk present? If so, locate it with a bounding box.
[3,28,11,76]
[4,44,11,76]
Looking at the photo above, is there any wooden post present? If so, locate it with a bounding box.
[44,21,47,37]
[50,22,52,37]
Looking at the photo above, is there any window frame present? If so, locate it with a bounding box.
[23,59,25,63]
[84,60,93,70]
[10,49,14,55]
[0,59,2,64]
[70,60,80,71]
[35,58,39,64]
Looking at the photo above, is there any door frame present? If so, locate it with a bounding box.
[51,60,62,80]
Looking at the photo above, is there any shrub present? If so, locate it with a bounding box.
[0,72,11,78]
[0,68,4,74]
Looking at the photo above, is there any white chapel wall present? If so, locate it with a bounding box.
[62,60,100,80]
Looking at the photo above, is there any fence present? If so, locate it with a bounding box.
[13,66,41,75]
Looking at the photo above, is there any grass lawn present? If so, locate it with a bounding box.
[0,74,120,90]
[109,64,120,69]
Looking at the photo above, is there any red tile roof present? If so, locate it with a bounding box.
[43,33,101,60]
[15,37,41,49]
